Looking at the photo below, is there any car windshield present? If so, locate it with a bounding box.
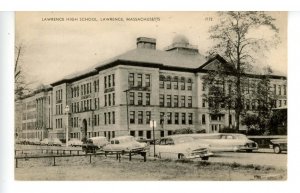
[173,136,194,144]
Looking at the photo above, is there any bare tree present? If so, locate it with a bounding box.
[15,44,31,100]
[204,11,280,130]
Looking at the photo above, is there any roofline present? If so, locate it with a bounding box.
[50,70,98,86]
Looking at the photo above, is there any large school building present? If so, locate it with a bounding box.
[16,36,287,141]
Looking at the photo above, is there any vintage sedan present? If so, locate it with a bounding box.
[269,138,287,154]
[103,136,148,153]
[40,138,50,146]
[82,137,109,153]
[187,133,259,152]
[48,138,62,146]
[68,138,83,147]
[155,135,213,160]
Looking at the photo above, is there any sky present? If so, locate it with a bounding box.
[15,11,287,89]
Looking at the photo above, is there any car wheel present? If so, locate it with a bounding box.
[201,156,209,161]
[178,153,185,160]
[274,145,281,154]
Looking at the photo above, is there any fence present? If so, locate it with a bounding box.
[15,149,147,168]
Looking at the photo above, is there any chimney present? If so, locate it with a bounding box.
[136,37,156,49]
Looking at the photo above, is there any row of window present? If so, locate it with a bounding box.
[130,130,173,139]
[159,75,192,90]
[128,73,151,87]
[55,104,63,115]
[71,80,100,98]
[273,84,287,96]
[71,98,100,113]
[71,117,79,128]
[104,74,115,89]
[159,112,193,125]
[104,111,116,125]
[159,94,192,108]
[104,93,115,106]
[55,89,63,103]
[22,121,36,130]
[55,118,63,128]
[129,111,151,124]
[128,92,150,106]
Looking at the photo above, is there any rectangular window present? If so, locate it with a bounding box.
[108,112,111,124]
[284,100,287,106]
[173,95,178,107]
[159,94,164,107]
[129,92,135,105]
[108,75,111,88]
[188,113,193,124]
[104,95,107,106]
[145,74,150,87]
[108,94,111,106]
[278,85,282,95]
[129,73,134,87]
[130,111,135,124]
[104,76,107,89]
[160,112,165,125]
[137,74,142,87]
[181,96,185,107]
[175,113,179,124]
[159,79,164,89]
[279,100,282,107]
[167,112,172,124]
[138,111,143,124]
[112,74,115,87]
[273,84,277,95]
[187,79,192,90]
[138,92,143,105]
[166,80,171,89]
[202,114,206,124]
[138,130,143,137]
[112,111,115,124]
[104,113,107,125]
[87,100,90,110]
[181,81,185,90]
[112,93,115,105]
[187,96,192,107]
[146,111,151,124]
[173,81,178,90]
[182,113,186,124]
[145,93,150,105]
[166,95,171,107]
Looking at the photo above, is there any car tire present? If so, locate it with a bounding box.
[274,145,281,154]
[178,153,185,160]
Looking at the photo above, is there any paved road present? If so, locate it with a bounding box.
[149,146,287,169]
[209,150,287,169]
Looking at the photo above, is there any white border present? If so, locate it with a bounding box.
[1,5,300,193]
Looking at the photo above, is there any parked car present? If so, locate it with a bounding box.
[68,138,83,147]
[103,136,148,153]
[185,133,258,152]
[48,138,62,146]
[82,136,109,153]
[30,138,41,145]
[269,138,287,154]
[41,138,50,146]
[155,135,213,160]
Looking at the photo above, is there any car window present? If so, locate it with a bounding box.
[166,138,174,145]
[111,141,115,144]
[115,140,120,144]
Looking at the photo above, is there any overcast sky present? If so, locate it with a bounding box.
[15,12,287,89]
